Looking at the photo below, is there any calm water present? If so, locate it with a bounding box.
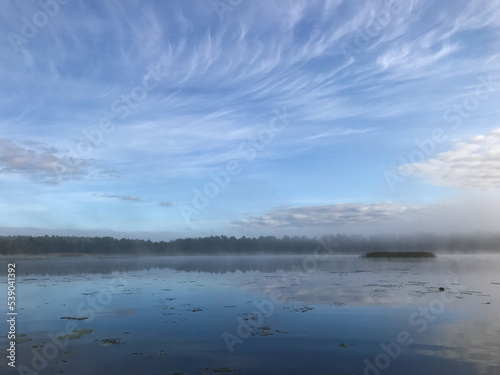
[1,254,499,375]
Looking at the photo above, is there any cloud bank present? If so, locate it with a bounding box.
[401,128,500,189]
[234,202,417,228]
[0,139,91,184]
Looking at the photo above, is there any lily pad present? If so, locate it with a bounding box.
[100,338,121,346]
[16,334,33,344]
[58,329,95,340]
[2,333,32,344]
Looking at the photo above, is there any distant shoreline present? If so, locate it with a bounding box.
[363,251,436,258]
[1,234,499,256]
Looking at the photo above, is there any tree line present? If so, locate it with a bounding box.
[0,232,499,255]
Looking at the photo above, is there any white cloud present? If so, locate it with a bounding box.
[2,0,500,234]
[300,127,376,142]
[401,128,500,189]
[233,202,418,228]
[232,196,500,237]
[0,139,97,184]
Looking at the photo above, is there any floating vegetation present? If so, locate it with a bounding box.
[190,307,205,312]
[0,333,32,344]
[100,338,121,346]
[241,312,260,322]
[406,281,428,286]
[249,326,287,337]
[410,287,449,296]
[173,369,241,375]
[364,252,436,258]
[58,329,95,340]
[283,305,314,313]
[338,342,354,348]
[158,305,175,310]
[146,350,166,358]
[234,314,288,337]
[60,316,88,320]
[460,290,485,296]
[214,368,240,373]
[9,334,32,344]
[364,283,400,288]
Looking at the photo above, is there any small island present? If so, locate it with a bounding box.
[363,251,436,258]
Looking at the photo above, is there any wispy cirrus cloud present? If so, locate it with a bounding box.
[300,127,376,142]
[1,1,500,236]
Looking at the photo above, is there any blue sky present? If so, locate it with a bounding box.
[1,0,500,240]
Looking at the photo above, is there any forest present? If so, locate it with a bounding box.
[1,232,500,255]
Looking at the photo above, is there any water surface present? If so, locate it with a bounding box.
[1,254,499,374]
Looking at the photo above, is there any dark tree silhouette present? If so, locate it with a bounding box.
[0,232,499,255]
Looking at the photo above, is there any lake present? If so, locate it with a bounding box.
[1,254,499,375]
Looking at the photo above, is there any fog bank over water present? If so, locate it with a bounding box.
[3,195,500,240]
[233,194,500,237]
[1,231,500,256]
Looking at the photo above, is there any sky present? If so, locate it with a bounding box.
[0,0,499,240]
